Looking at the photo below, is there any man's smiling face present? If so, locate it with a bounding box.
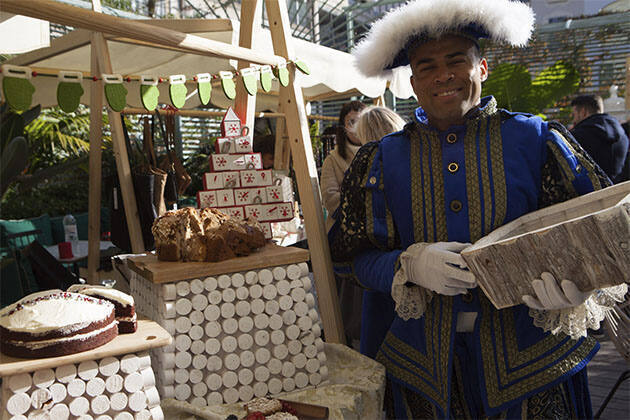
[409,35,488,131]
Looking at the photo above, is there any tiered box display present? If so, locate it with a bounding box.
[0,321,171,419]
[197,108,295,239]
[127,245,328,407]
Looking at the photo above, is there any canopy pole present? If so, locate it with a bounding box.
[87,1,104,284]
[265,0,345,344]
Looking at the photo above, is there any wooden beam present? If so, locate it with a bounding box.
[265,0,345,344]
[91,34,145,253]
[121,108,286,119]
[234,0,262,131]
[1,0,283,66]
[134,18,233,33]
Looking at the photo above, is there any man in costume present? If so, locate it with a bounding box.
[329,0,627,418]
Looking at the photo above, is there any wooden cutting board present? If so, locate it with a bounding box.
[128,243,310,284]
[0,320,171,377]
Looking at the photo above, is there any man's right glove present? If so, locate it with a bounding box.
[401,242,477,296]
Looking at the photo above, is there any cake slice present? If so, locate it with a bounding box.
[67,284,137,333]
[0,291,117,358]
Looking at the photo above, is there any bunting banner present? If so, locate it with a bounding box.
[103,74,127,112]
[196,73,212,106]
[140,75,159,111]
[2,65,35,112]
[220,70,236,100]
[169,74,188,109]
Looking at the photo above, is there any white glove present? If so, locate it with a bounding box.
[522,272,590,310]
[402,242,477,296]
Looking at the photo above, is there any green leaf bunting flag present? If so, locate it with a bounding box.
[240,67,257,96]
[259,65,273,92]
[1,65,36,112]
[220,71,236,100]
[169,74,188,109]
[294,59,310,75]
[57,71,84,113]
[140,75,160,111]
[274,62,289,87]
[196,73,212,106]
[103,74,127,112]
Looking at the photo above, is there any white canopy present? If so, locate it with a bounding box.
[5,18,415,112]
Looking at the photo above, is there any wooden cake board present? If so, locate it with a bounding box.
[127,243,310,284]
[0,320,172,377]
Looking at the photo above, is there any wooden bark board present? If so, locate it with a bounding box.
[0,320,171,377]
[128,243,310,284]
[462,182,630,309]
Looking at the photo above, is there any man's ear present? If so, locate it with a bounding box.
[410,74,416,92]
[479,58,488,82]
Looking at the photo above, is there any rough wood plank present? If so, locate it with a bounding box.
[264,0,345,344]
[127,243,310,284]
[462,183,630,309]
[0,320,171,377]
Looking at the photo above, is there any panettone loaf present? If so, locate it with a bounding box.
[153,208,266,262]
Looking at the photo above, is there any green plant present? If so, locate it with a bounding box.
[0,103,40,197]
[482,60,580,115]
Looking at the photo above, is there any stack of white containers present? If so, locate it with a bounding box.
[130,261,328,407]
[1,352,164,419]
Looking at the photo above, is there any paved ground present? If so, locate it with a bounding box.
[588,337,630,419]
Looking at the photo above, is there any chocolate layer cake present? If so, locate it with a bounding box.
[67,284,137,333]
[0,291,117,358]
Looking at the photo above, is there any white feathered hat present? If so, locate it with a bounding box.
[353,0,535,77]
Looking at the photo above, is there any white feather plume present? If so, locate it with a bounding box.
[353,0,535,77]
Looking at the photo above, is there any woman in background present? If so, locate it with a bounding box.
[320,100,366,231]
[353,105,406,144]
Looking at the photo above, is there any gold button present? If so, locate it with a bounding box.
[462,292,473,303]
[446,133,457,144]
[448,162,459,173]
[369,176,377,185]
[450,200,462,212]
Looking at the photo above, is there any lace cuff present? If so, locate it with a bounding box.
[529,283,628,339]
[391,243,433,320]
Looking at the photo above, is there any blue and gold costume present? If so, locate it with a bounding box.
[330,97,611,419]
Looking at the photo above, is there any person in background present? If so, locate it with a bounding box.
[253,134,276,170]
[353,106,407,145]
[320,100,366,231]
[345,105,407,358]
[570,95,629,184]
[330,0,626,417]
[320,100,366,347]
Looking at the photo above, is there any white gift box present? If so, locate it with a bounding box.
[215,137,235,153]
[240,169,273,187]
[203,171,241,190]
[265,186,283,203]
[276,202,294,220]
[244,205,262,220]
[215,189,235,207]
[210,153,262,172]
[260,222,272,239]
[261,204,279,221]
[222,171,241,188]
[234,136,253,153]
[234,188,267,205]
[197,190,217,208]
[224,206,245,219]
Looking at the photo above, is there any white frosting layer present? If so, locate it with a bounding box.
[67,284,135,306]
[5,321,118,350]
[0,292,114,334]
[118,314,137,323]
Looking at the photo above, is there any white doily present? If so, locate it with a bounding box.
[391,244,434,320]
[529,283,628,340]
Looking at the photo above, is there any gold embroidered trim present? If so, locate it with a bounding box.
[489,113,507,230]
[410,126,425,242]
[546,140,577,195]
[421,131,435,242]
[550,128,602,191]
[464,119,482,241]
[364,147,380,248]
[479,297,598,408]
[478,117,493,236]
[429,131,448,242]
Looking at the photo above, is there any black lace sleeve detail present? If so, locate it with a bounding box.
[330,141,380,263]
[538,121,612,209]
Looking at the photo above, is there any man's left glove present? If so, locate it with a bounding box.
[522,272,590,310]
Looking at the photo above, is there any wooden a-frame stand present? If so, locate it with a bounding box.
[2,0,345,343]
